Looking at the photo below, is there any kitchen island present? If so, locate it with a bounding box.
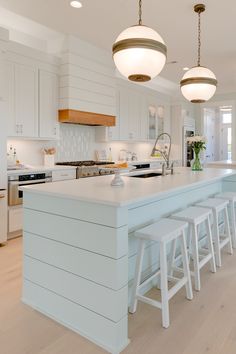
[21,167,236,354]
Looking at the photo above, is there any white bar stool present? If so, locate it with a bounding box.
[171,206,216,291]
[215,192,236,249]
[196,198,233,267]
[129,218,193,329]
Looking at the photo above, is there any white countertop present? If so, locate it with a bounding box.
[21,167,235,208]
[7,165,77,176]
[207,160,236,168]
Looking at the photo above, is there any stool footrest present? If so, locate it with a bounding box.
[168,277,188,300]
[199,254,213,269]
[139,269,161,290]
[220,236,231,249]
[136,295,162,310]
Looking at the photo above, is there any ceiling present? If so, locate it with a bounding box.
[0,0,235,94]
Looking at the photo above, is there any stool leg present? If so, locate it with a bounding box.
[188,225,193,263]
[224,207,233,255]
[160,241,169,328]
[229,201,236,249]
[205,216,216,273]
[129,239,145,314]
[213,210,222,267]
[168,239,176,277]
[180,230,193,300]
[191,224,201,291]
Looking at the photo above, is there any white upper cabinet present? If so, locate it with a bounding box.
[8,62,38,138]
[7,41,59,140]
[118,86,147,141]
[39,70,59,139]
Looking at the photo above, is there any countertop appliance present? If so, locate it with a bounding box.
[56,160,115,178]
[8,172,52,206]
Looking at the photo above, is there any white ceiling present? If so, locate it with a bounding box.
[0,0,235,94]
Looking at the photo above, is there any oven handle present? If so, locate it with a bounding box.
[9,178,52,186]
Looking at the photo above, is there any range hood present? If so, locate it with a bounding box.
[58,109,116,127]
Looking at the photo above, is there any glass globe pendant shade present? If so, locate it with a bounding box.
[112,25,167,82]
[180,66,217,103]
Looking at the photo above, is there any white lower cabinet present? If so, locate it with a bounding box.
[0,190,7,243]
[52,169,76,182]
[8,206,23,235]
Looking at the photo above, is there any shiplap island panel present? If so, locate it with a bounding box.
[21,167,235,354]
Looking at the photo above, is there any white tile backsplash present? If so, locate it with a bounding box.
[56,124,95,161]
[7,124,182,166]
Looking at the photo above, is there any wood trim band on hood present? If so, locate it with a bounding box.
[58,109,116,126]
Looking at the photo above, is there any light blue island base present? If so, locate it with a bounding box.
[21,168,236,354]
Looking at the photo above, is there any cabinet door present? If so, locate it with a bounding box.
[15,63,38,137]
[128,91,141,141]
[39,70,59,139]
[119,87,129,140]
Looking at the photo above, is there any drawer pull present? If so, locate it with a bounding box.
[0,194,5,199]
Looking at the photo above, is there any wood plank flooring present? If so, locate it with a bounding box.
[1,238,236,354]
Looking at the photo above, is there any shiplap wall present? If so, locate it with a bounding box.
[59,37,116,116]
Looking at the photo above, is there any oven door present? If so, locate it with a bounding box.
[8,179,50,206]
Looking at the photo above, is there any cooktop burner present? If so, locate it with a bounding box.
[56,161,114,167]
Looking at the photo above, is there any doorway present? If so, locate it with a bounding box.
[203,105,232,162]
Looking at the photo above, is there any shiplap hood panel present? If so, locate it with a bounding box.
[59,37,116,126]
[58,109,116,126]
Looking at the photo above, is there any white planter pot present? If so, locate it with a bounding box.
[44,154,55,167]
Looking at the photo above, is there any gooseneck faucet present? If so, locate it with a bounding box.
[151,132,172,169]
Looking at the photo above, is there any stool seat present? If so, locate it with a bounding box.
[216,192,236,201]
[135,218,188,243]
[196,198,228,211]
[172,206,211,224]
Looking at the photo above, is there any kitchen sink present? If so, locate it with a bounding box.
[129,172,163,178]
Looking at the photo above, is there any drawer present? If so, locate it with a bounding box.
[52,169,76,182]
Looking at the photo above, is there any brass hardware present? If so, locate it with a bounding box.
[113,38,167,56]
[191,99,206,103]
[112,38,167,56]
[194,4,205,13]
[128,74,151,82]
[0,194,5,199]
[180,77,218,87]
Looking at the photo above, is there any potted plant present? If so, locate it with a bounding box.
[187,135,206,171]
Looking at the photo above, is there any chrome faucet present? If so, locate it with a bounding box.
[151,132,172,169]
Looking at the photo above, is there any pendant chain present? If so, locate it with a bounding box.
[197,10,201,66]
[138,0,142,25]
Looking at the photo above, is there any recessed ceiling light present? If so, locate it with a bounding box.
[70,1,82,8]
[183,67,189,71]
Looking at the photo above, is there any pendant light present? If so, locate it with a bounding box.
[180,4,217,103]
[112,0,167,82]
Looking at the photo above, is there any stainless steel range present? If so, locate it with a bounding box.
[56,161,115,178]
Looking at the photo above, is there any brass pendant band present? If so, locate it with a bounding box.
[180,77,218,87]
[128,74,151,82]
[112,38,167,57]
[191,99,206,103]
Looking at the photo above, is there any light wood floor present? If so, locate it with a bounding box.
[1,238,236,354]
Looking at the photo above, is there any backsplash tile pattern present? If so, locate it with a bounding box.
[56,124,95,162]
